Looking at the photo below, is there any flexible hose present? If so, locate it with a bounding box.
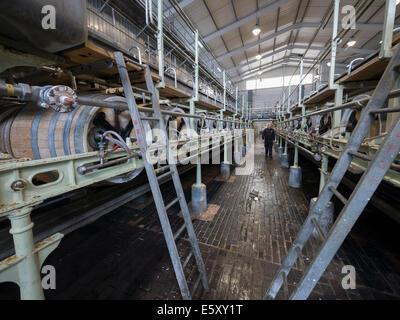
[102,130,132,155]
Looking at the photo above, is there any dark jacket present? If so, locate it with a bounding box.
[262,128,275,144]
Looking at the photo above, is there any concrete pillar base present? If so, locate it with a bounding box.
[281,153,289,168]
[274,142,278,152]
[289,166,302,188]
[220,162,231,181]
[191,183,207,214]
[309,197,334,239]
[242,146,246,157]
[233,151,241,166]
[277,147,283,158]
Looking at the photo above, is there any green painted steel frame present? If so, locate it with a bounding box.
[0,132,243,217]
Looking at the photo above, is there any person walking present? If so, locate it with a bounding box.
[262,123,275,158]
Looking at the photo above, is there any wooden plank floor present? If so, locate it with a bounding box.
[1,140,399,300]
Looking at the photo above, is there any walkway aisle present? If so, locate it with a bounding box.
[190,141,352,300]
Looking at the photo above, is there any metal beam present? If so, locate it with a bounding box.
[238,57,315,80]
[165,0,196,17]
[226,44,323,72]
[227,45,369,78]
[216,22,388,62]
[231,57,314,82]
[179,0,197,8]
[203,0,293,42]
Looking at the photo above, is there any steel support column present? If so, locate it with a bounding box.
[0,206,63,300]
[333,85,344,131]
[380,0,396,59]
[319,154,329,194]
[156,0,165,88]
[190,30,206,214]
[329,0,340,90]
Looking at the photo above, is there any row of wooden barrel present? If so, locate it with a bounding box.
[0,95,234,160]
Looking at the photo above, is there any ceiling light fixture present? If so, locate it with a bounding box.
[258,70,262,75]
[327,62,331,67]
[252,24,261,36]
[347,40,357,47]
[256,54,262,60]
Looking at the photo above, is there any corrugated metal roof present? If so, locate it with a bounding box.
[180,0,400,81]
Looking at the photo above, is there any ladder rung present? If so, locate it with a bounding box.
[182,251,193,268]
[295,246,306,270]
[166,197,181,211]
[157,170,173,181]
[141,116,160,121]
[154,165,170,175]
[311,217,326,241]
[369,107,400,114]
[349,150,400,170]
[281,272,289,300]
[328,186,348,205]
[174,222,187,240]
[348,150,371,161]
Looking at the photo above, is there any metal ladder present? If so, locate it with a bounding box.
[265,45,400,300]
[114,51,210,300]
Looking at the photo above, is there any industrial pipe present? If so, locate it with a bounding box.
[278,134,321,161]
[76,96,236,123]
[280,88,400,123]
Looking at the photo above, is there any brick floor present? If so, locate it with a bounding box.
[1,140,399,300]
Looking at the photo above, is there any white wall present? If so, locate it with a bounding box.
[238,66,316,115]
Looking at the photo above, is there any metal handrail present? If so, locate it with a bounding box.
[129,45,142,65]
[165,66,177,88]
[347,58,365,75]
